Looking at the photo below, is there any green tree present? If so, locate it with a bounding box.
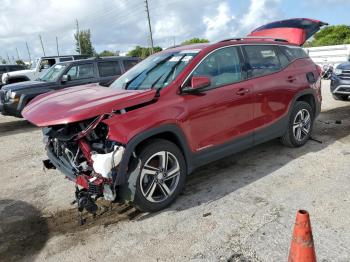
[181,38,209,45]
[74,29,95,56]
[99,50,115,57]
[1,59,7,64]
[15,59,25,66]
[306,25,350,47]
[127,46,162,59]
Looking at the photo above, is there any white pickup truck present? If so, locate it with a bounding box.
[1,55,88,84]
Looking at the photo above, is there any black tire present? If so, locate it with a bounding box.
[281,101,314,148]
[333,94,349,101]
[129,139,187,212]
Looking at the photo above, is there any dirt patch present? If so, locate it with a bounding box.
[45,200,142,235]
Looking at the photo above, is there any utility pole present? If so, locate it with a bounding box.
[6,52,10,64]
[38,35,46,56]
[76,19,82,55]
[26,42,32,65]
[56,36,60,56]
[173,36,176,47]
[15,48,20,61]
[144,0,154,54]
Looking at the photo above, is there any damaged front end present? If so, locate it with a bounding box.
[42,115,126,216]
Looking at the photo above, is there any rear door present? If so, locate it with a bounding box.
[241,45,295,141]
[248,18,328,46]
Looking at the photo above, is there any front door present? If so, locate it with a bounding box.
[182,46,254,153]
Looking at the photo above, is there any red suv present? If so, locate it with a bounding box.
[23,18,326,213]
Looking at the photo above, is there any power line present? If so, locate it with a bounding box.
[56,36,60,56]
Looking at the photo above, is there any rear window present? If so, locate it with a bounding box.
[282,46,309,60]
[98,61,122,77]
[123,60,139,71]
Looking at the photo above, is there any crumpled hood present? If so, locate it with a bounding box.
[22,83,157,127]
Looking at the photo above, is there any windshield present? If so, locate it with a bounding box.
[110,51,199,90]
[38,64,66,82]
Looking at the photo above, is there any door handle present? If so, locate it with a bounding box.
[287,76,297,82]
[236,88,249,96]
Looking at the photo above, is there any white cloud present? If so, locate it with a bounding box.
[0,0,284,62]
[203,2,236,40]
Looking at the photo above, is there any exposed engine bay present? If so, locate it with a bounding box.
[42,115,125,223]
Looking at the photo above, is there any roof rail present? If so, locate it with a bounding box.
[218,36,289,43]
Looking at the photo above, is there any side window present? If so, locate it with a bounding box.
[191,46,243,89]
[123,60,139,71]
[282,46,309,60]
[98,61,121,77]
[277,47,290,68]
[66,64,94,80]
[243,45,281,78]
[40,59,56,71]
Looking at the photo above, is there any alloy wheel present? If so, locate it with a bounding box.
[139,151,181,203]
[293,109,311,142]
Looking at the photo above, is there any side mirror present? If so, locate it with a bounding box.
[182,76,211,94]
[61,75,71,83]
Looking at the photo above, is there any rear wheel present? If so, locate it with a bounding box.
[132,139,187,212]
[333,94,349,101]
[281,101,313,148]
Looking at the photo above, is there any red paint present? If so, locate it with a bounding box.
[78,139,93,165]
[22,83,156,127]
[249,28,307,46]
[22,18,323,154]
[76,175,89,189]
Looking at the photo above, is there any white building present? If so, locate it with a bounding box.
[304,44,350,67]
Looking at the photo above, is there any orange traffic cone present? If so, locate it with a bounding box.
[288,210,316,262]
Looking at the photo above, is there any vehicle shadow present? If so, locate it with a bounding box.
[154,104,350,214]
[0,199,49,262]
[0,119,37,137]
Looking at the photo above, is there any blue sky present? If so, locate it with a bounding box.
[0,0,349,62]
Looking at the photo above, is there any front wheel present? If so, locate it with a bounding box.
[132,139,187,212]
[281,101,314,148]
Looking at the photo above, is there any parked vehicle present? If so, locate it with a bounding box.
[1,55,88,85]
[23,18,325,214]
[321,64,334,80]
[0,56,140,117]
[330,62,350,101]
[0,64,26,88]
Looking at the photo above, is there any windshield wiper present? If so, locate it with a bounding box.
[124,55,174,90]
[160,54,186,87]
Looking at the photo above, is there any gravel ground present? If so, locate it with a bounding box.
[0,81,349,262]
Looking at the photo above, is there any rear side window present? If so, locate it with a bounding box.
[243,45,281,77]
[98,61,122,77]
[191,46,243,90]
[276,47,290,68]
[282,46,309,60]
[123,60,139,71]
